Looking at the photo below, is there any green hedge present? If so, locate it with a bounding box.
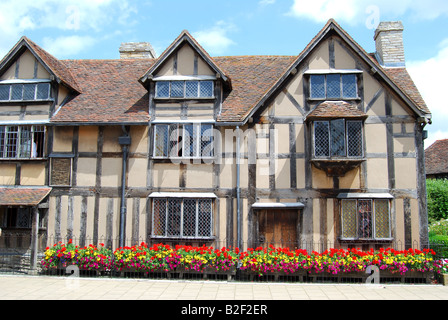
[427,179,448,222]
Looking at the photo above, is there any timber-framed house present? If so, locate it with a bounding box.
[0,20,432,265]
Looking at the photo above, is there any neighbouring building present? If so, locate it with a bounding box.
[425,139,448,180]
[0,20,432,267]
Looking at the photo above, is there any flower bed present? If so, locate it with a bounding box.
[41,242,445,283]
[41,239,113,274]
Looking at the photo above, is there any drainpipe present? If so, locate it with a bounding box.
[118,126,131,248]
[236,126,241,250]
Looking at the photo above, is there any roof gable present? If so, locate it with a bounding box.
[425,139,448,175]
[0,37,80,93]
[139,30,231,88]
[241,19,430,125]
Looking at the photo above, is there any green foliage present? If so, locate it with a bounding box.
[426,179,448,223]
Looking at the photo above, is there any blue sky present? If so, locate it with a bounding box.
[0,0,447,147]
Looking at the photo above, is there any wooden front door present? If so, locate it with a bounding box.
[256,209,299,249]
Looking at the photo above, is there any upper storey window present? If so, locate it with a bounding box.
[0,81,52,102]
[310,74,358,100]
[155,80,214,99]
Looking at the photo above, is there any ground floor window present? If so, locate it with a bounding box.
[341,199,391,240]
[152,198,213,239]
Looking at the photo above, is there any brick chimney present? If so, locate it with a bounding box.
[119,42,157,59]
[374,21,405,67]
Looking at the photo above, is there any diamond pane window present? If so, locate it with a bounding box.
[342,74,357,98]
[11,85,23,100]
[310,75,326,99]
[156,82,170,98]
[374,200,391,239]
[170,81,184,98]
[23,84,36,100]
[347,121,363,157]
[326,74,341,99]
[167,198,182,237]
[313,120,363,159]
[199,81,214,98]
[152,197,214,239]
[19,126,32,158]
[309,74,358,99]
[198,199,212,237]
[37,83,50,100]
[314,121,330,157]
[152,199,167,236]
[341,200,357,238]
[330,119,346,157]
[0,85,11,101]
[186,81,199,98]
[341,199,391,240]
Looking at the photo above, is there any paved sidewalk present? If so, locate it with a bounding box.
[0,275,448,301]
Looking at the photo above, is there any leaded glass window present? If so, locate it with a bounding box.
[0,82,51,101]
[155,81,214,98]
[151,197,214,239]
[341,199,391,240]
[313,120,363,159]
[153,124,214,159]
[310,74,358,99]
[0,125,45,159]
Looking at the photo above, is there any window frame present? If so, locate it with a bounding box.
[152,123,214,160]
[0,125,46,160]
[151,197,214,240]
[340,198,392,241]
[312,119,364,159]
[155,80,214,99]
[309,73,359,100]
[0,81,52,102]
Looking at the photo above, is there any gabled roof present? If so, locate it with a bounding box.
[0,36,81,93]
[240,19,431,125]
[139,30,231,88]
[425,139,448,175]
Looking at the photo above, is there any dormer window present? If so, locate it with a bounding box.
[0,81,52,102]
[155,80,214,99]
[308,72,359,100]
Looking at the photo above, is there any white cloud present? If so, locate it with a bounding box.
[259,0,276,6]
[193,21,237,56]
[0,0,136,58]
[288,0,448,25]
[42,35,96,58]
[407,39,448,148]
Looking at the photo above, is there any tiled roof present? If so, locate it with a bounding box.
[425,139,448,175]
[306,101,368,120]
[51,59,155,124]
[383,67,430,114]
[23,37,81,93]
[0,188,52,206]
[214,55,296,122]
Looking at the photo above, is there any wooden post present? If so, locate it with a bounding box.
[30,206,39,271]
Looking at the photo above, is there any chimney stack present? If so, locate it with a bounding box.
[374,21,405,67]
[119,42,157,59]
